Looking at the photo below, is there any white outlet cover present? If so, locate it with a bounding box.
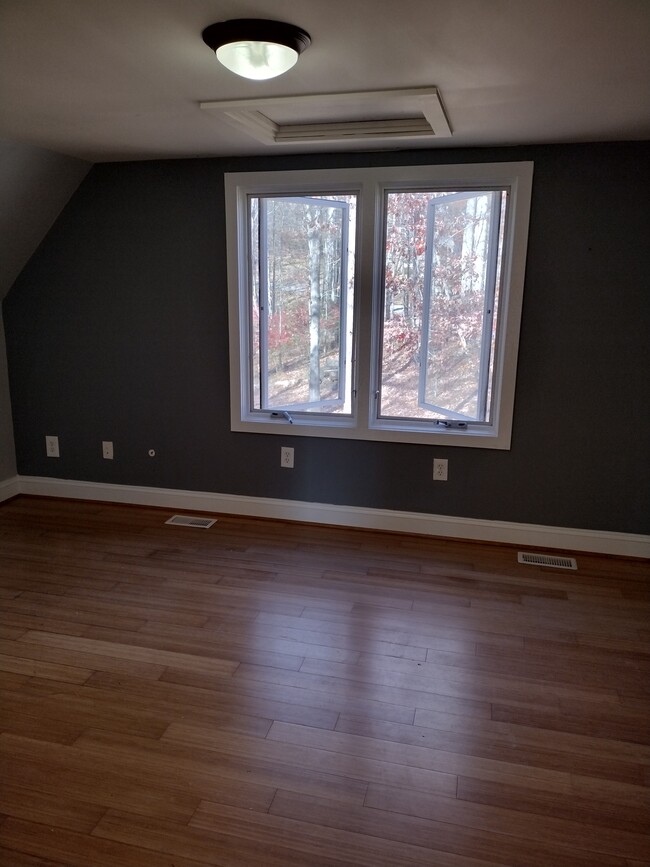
[433,458,448,480]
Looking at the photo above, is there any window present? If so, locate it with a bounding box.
[225,162,533,449]
[251,194,356,415]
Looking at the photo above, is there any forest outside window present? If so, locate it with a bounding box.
[225,162,533,449]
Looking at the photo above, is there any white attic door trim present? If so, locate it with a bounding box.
[199,87,451,146]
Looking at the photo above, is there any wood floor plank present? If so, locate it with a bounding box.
[269,789,628,867]
[0,671,29,692]
[0,846,71,867]
[456,775,650,835]
[17,590,211,627]
[159,721,458,796]
[297,603,580,645]
[0,611,94,637]
[234,660,492,718]
[2,594,146,631]
[190,799,500,867]
[0,635,167,681]
[335,714,647,785]
[81,624,307,671]
[569,774,650,809]
[265,719,573,791]
[218,573,420,611]
[0,754,202,823]
[0,563,118,594]
[158,665,412,724]
[0,652,92,684]
[411,706,650,762]
[0,733,275,818]
[491,701,650,745]
[422,644,650,692]
[0,817,211,867]
[18,630,239,677]
[0,495,648,866]
[85,669,341,730]
[92,808,352,867]
[65,728,371,807]
[139,619,364,664]
[0,782,107,834]
[256,608,511,652]
[0,626,26,640]
[298,655,619,708]
[0,684,172,740]
[92,576,351,616]
[66,583,307,620]
[0,707,87,745]
[486,635,650,665]
[365,781,650,860]
[219,617,431,659]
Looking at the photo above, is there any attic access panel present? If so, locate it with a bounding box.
[199,87,451,146]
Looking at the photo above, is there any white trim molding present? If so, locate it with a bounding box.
[0,475,20,503]
[13,475,650,560]
[200,87,452,147]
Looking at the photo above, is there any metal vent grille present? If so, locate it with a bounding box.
[165,515,216,529]
[518,552,577,570]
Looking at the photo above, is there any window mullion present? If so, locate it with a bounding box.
[361,179,383,434]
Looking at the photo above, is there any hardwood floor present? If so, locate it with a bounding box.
[0,495,648,866]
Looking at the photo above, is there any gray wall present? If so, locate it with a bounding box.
[4,142,650,534]
[0,139,90,481]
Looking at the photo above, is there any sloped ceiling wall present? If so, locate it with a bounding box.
[0,139,91,297]
[0,139,90,481]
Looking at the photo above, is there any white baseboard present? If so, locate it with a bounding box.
[12,475,649,560]
[0,475,20,503]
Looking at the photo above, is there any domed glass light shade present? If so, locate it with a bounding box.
[202,19,311,81]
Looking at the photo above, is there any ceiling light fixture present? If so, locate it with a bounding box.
[202,19,311,81]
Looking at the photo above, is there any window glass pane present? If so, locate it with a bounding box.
[379,189,505,423]
[250,195,356,414]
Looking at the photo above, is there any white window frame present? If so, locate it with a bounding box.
[224,161,533,450]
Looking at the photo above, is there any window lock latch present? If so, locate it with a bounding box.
[436,420,468,430]
[271,410,294,424]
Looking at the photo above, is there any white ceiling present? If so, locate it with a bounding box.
[0,0,648,162]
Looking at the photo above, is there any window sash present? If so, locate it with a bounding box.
[253,195,352,415]
[417,189,503,423]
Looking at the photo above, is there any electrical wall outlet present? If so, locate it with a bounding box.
[45,435,59,458]
[433,457,448,481]
[102,441,113,460]
[281,446,294,468]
